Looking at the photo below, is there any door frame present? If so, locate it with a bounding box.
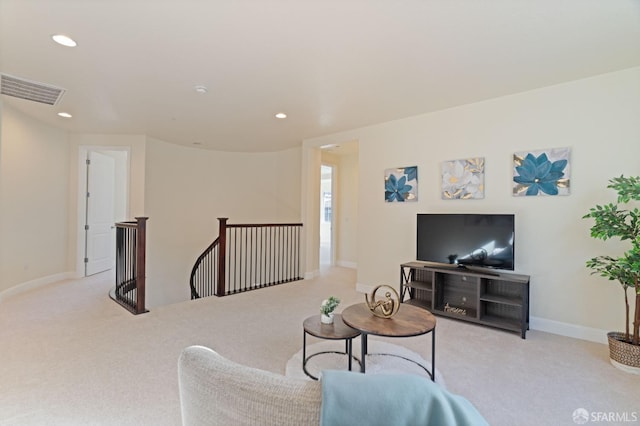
[75,145,130,278]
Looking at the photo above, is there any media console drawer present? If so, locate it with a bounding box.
[400,261,530,338]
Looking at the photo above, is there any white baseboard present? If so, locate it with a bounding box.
[0,272,75,302]
[306,263,355,279]
[529,316,608,344]
[336,260,357,269]
[304,270,320,280]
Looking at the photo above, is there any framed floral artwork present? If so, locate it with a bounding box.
[513,147,570,196]
[441,157,485,199]
[384,166,417,202]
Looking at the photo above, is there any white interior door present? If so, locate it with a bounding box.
[85,151,116,276]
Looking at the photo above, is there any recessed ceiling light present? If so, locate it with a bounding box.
[57,112,72,118]
[275,112,287,119]
[51,34,77,47]
[194,85,208,94]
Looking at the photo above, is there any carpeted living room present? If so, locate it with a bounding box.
[0,268,637,425]
[1,1,639,425]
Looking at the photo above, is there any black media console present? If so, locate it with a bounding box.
[400,261,530,339]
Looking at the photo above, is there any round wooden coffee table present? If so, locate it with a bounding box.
[302,314,361,380]
[341,303,436,380]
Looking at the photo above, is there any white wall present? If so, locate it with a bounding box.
[144,137,302,307]
[0,105,70,292]
[303,67,640,341]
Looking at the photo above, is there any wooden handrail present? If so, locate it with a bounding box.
[112,217,148,314]
[189,237,220,299]
[190,217,303,298]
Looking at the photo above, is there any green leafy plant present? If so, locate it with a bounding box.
[320,296,340,316]
[583,175,640,346]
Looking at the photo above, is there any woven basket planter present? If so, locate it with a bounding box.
[607,332,640,374]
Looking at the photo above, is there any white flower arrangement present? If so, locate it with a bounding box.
[320,296,340,316]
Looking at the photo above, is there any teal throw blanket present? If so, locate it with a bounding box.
[320,370,488,426]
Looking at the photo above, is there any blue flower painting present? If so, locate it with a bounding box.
[385,166,418,202]
[513,147,570,196]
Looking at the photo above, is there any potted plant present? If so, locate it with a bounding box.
[320,296,340,324]
[583,175,640,373]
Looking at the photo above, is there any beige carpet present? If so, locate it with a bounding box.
[0,267,637,425]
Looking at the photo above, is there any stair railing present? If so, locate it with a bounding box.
[112,217,149,314]
[190,217,303,298]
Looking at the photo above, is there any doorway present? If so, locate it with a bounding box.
[77,147,129,277]
[320,164,335,266]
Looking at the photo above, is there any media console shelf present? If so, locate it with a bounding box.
[400,261,530,339]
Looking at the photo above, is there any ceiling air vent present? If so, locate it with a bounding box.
[0,73,66,106]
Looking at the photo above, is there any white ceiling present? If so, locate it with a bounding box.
[1,0,639,153]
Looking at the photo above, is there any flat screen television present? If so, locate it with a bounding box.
[416,213,515,271]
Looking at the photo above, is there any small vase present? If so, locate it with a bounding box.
[321,313,334,324]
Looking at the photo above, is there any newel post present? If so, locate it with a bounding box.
[135,217,148,314]
[216,218,228,296]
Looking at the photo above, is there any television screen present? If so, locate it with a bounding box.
[416,213,515,271]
